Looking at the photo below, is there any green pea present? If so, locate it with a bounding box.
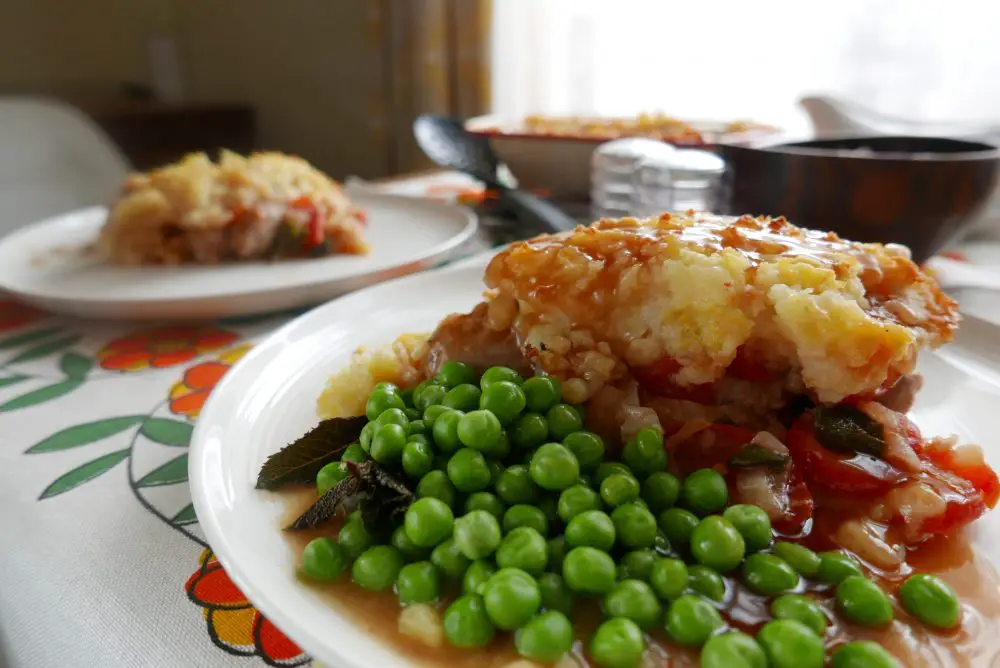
[430,538,471,580]
[431,409,464,453]
[300,537,348,581]
[595,461,632,486]
[396,561,440,604]
[830,641,902,668]
[563,430,605,471]
[743,553,799,596]
[563,546,617,595]
[547,403,584,440]
[523,375,561,413]
[408,419,427,435]
[530,442,581,491]
[503,504,549,535]
[443,594,494,648]
[404,497,454,548]
[415,470,457,508]
[402,439,434,479]
[604,579,663,630]
[665,594,724,646]
[373,407,409,432]
[316,461,350,495]
[341,442,368,464]
[899,573,961,629]
[392,525,430,562]
[621,427,667,478]
[565,509,616,551]
[511,412,550,449]
[515,609,573,663]
[496,464,542,504]
[359,422,375,452]
[443,383,482,412]
[590,618,646,668]
[536,494,560,526]
[688,565,726,602]
[641,472,681,513]
[650,557,689,600]
[422,403,453,428]
[558,484,603,522]
[601,473,641,507]
[681,468,729,515]
[836,576,893,627]
[771,594,828,637]
[538,572,575,616]
[453,509,503,560]
[479,380,527,425]
[370,423,407,464]
[691,516,746,573]
[757,619,824,668]
[403,407,421,421]
[723,504,773,552]
[462,559,497,595]
[337,518,373,559]
[413,383,447,411]
[463,491,505,519]
[352,546,404,591]
[659,507,699,555]
[446,448,491,493]
[481,365,524,388]
[612,503,658,549]
[454,409,500,453]
[496,527,548,575]
[652,531,672,557]
[547,536,568,573]
[365,386,405,421]
[437,360,477,389]
[818,551,864,585]
[771,542,821,579]
[700,632,768,668]
[400,384,415,407]
[618,549,657,582]
[482,567,541,630]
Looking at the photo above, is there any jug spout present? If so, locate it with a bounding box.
[799,95,873,136]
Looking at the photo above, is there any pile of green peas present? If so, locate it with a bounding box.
[299,361,961,668]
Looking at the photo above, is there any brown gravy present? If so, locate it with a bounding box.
[280,488,1000,667]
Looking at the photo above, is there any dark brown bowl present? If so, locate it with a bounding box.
[718,136,1000,262]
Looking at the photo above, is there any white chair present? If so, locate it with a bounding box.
[0,96,130,236]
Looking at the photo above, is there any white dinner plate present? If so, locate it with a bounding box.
[190,252,1000,668]
[0,190,478,320]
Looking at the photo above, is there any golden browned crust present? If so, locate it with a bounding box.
[482,213,958,405]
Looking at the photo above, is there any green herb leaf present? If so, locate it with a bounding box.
[729,443,789,471]
[255,416,367,490]
[287,460,412,531]
[812,405,886,458]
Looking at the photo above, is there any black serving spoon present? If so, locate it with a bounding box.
[413,115,579,235]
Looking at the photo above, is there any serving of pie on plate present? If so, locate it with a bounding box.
[98,150,368,265]
[193,212,1000,668]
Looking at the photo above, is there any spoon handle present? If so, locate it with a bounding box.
[498,188,580,236]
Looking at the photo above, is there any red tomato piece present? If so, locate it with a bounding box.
[786,414,908,496]
[921,447,1000,510]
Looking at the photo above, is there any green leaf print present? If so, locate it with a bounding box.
[6,334,82,365]
[171,504,198,526]
[140,418,194,447]
[59,352,94,379]
[39,448,130,499]
[26,415,146,454]
[0,327,62,350]
[0,379,84,412]
[136,453,188,487]
[0,375,28,388]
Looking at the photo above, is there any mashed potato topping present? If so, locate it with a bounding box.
[99,150,368,265]
[481,213,957,405]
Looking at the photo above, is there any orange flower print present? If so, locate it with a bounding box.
[186,549,307,666]
[97,325,239,372]
[0,299,44,333]
[169,345,252,421]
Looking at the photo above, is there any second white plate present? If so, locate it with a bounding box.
[0,190,478,320]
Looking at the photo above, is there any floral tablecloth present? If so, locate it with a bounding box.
[1,171,998,668]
